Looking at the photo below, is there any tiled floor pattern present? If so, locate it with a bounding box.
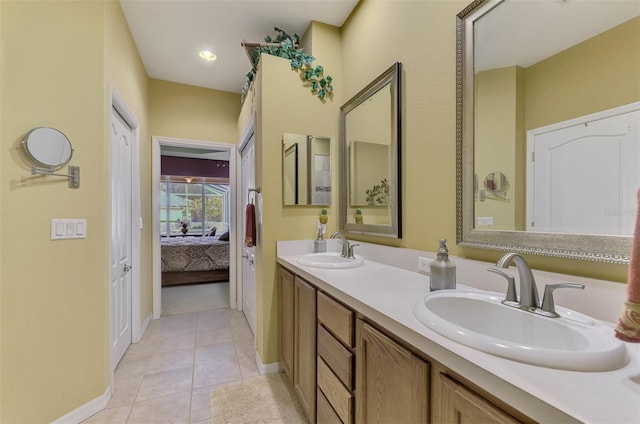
[83,307,258,423]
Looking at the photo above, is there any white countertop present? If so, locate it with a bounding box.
[276,240,640,424]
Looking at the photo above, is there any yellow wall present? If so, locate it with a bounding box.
[339,0,628,282]
[2,1,103,421]
[255,52,341,364]
[0,1,150,421]
[149,79,240,143]
[525,16,640,131]
[474,66,524,230]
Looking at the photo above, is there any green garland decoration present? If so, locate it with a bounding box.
[242,27,334,101]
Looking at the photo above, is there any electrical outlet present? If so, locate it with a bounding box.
[418,256,431,274]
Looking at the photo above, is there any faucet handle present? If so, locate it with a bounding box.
[347,243,360,259]
[540,283,585,317]
[488,268,517,303]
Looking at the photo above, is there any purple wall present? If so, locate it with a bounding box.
[161,156,229,178]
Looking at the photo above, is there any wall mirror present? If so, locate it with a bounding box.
[340,62,401,238]
[282,133,331,206]
[21,127,73,169]
[457,0,639,264]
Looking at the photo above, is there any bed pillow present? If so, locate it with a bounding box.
[205,226,217,237]
[219,231,229,241]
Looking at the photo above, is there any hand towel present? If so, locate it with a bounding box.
[615,187,640,342]
[245,202,256,248]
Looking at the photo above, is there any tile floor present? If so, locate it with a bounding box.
[83,300,257,423]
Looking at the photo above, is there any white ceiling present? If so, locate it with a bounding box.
[119,0,359,93]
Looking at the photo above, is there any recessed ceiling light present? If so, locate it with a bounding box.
[199,50,217,62]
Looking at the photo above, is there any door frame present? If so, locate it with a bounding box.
[109,84,142,364]
[237,114,256,315]
[151,136,238,319]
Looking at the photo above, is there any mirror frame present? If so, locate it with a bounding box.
[340,62,402,238]
[456,0,631,265]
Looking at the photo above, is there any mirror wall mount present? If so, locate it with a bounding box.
[456,0,631,264]
[339,62,402,238]
[21,127,80,188]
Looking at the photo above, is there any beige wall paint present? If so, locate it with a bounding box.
[149,79,240,143]
[474,67,522,230]
[1,1,107,421]
[1,0,150,421]
[526,16,640,131]
[254,53,341,364]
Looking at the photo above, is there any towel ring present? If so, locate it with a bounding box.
[248,187,261,203]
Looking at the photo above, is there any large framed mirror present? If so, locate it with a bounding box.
[457,0,639,264]
[282,133,331,206]
[340,62,402,238]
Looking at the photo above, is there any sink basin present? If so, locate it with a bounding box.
[413,290,628,371]
[297,252,364,269]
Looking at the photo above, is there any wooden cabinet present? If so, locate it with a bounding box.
[316,292,356,424]
[294,276,317,422]
[355,319,430,424]
[278,267,317,423]
[278,267,295,383]
[278,265,532,424]
[437,372,523,424]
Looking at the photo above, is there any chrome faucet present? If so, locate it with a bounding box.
[330,232,359,259]
[492,252,585,318]
[496,252,539,310]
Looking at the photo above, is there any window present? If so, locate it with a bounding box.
[160,176,230,236]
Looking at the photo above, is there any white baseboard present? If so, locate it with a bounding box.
[137,313,152,342]
[51,386,111,424]
[255,350,282,375]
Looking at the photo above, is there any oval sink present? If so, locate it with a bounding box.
[297,252,364,269]
[413,290,628,371]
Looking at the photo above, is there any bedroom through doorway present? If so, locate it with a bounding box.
[152,137,238,319]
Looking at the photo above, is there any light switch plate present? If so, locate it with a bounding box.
[51,219,87,240]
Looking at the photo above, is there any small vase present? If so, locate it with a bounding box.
[181,226,188,235]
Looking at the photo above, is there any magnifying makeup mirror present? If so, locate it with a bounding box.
[21,127,80,188]
[22,127,73,170]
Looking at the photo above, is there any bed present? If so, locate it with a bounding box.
[161,235,230,286]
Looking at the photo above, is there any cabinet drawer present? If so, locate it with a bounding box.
[317,388,343,424]
[317,324,354,390]
[318,357,353,424]
[317,292,354,348]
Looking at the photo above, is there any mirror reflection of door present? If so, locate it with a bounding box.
[282,133,331,206]
[283,144,298,205]
[527,105,640,235]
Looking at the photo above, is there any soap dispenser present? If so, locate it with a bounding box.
[430,239,456,291]
[314,229,327,253]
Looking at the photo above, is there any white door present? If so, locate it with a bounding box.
[111,107,133,369]
[241,133,256,335]
[528,107,639,235]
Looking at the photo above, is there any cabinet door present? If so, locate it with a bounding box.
[439,373,522,424]
[356,320,429,424]
[278,267,295,384]
[294,276,317,423]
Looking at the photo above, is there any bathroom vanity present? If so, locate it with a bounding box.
[276,240,640,424]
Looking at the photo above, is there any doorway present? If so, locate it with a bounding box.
[152,136,238,319]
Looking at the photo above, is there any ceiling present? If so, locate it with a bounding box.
[119,0,359,94]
